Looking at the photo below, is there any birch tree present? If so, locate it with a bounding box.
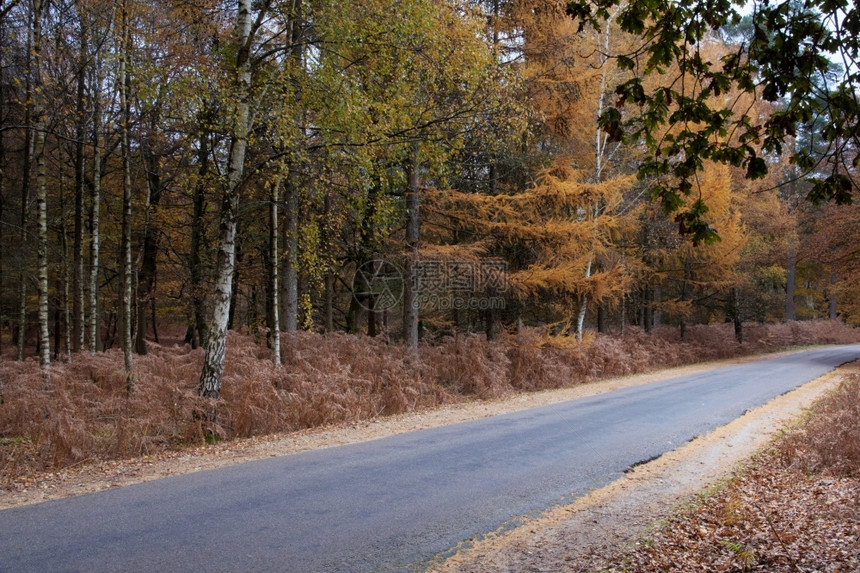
[118,0,134,390]
[72,3,89,353]
[31,0,49,369]
[198,0,265,400]
[268,177,281,365]
[15,0,34,362]
[89,40,105,355]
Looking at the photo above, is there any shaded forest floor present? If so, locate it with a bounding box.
[1,320,859,489]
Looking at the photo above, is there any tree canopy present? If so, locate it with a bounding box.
[567,0,859,244]
[0,0,858,395]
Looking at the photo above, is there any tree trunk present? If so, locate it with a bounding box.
[679,257,692,342]
[269,180,281,365]
[642,287,653,333]
[597,300,608,334]
[119,0,135,391]
[324,270,334,332]
[321,189,334,332]
[35,119,50,369]
[228,242,241,331]
[785,246,796,321]
[403,152,420,353]
[150,298,159,343]
[729,287,743,344]
[52,303,61,362]
[0,139,3,355]
[134,149,163,355]
[17,6,35,362]
[652,284,662,328]
[72,16,88,354]
[88,54,103,355]
[575,258,593,342]
[484,307,497,341]
[283,178,298,332]
[198,0,255,400]
[282,2,304,334]
[347,267,367,334]
[0,0,6,354]
[187,119,210,349]
[60,177,72,360]
[620,294,626,336]
[32,0,50,370]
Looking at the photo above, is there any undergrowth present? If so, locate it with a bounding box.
[1,319,858,484]
[780,374,860,478]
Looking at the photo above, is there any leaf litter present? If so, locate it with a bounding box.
[432,362,860,572]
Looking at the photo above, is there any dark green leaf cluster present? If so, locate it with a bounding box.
[567,0,859,244]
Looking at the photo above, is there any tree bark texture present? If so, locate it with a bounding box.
[283,178,298,333]
[35,118,49,369]
[135,146,163,356]
[88,55,103,355]
[403,153,420,352]
[730,287,743,344]
[72,16,88,354]
[17,3,35,362]
[269,181,281,366]
[186,121,210,349]
[0,0,6,354]
[575,258,593,343]
[198,0,255,399]
[119,0,135,391]
[32,0,50,370]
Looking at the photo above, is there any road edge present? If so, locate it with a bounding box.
[427,361,858,572]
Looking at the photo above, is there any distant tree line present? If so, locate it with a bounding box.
[0,0,856,396]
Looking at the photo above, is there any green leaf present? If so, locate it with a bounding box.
[745,156,768,180]
[598,107,624,142]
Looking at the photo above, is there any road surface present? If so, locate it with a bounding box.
[1,345,858,572]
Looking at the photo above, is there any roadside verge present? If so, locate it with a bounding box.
[429,361,859,572]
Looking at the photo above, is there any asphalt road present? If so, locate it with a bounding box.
[2,345,859,572]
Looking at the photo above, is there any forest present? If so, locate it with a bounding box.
[0,0,859,472]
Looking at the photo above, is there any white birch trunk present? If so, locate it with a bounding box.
[269,182,281,366]
[35,125,49,369]
[73,15,88,354]
[576,258,592,343]
[32,0,50,370]
[577,16,616,344]
[89,58,103,355]
[61,175,72,360]
[198,0,255,399]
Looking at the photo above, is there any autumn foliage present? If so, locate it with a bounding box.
[2,320,858,484]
